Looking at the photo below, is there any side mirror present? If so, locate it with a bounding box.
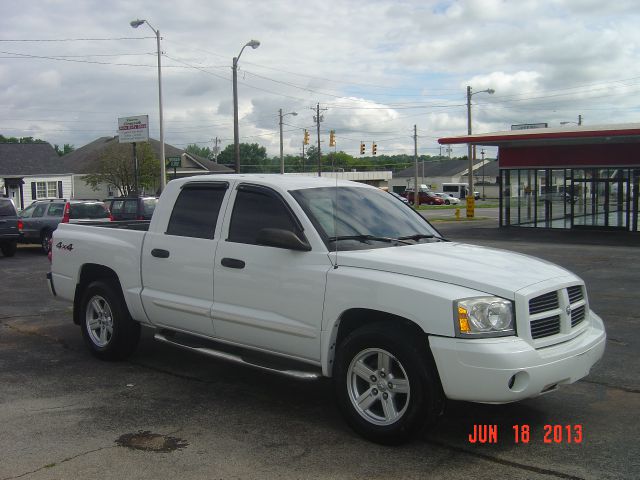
[256,228,311,251]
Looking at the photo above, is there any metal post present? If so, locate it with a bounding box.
[232,56,240,173]
[414,125,419,208]
[467,85,473,216]
[302,141,305,173]
[156,29,166,192]
[316,103,322,177]
[279,109,284,174]
[481,149,486,200]
[132,142,139,196]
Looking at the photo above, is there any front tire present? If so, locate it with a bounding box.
[334,323,443,445]
[80,280,140,361]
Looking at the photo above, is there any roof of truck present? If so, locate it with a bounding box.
[171,173,375,190]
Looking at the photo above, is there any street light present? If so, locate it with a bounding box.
[279,109,297,174]
[561,114,583,126]
[130,19,166,192]
[233,39,260,173]
[466,85,494,217]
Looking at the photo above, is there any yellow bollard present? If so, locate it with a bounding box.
[455,208,460,220]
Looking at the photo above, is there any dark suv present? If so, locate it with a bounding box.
[19,199,111,253]
[0,198,19,257]
[104,196,158,221]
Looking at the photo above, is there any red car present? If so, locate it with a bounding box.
[402,190,445,205]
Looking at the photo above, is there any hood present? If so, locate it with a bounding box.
[333,242,576,299]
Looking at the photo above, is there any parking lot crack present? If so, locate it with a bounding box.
[424,439,586,480]
[0,446,116,480]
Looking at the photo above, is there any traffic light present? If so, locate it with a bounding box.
[360,142,365,155]
[303,129,310,145]
[329,130,336,147]
[372,142,377,155]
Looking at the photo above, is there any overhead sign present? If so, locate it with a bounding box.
[118,115,149,143]
[511,123,548,130]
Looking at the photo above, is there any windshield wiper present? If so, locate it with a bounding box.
[330,235,412,245]
[397,233,446,242]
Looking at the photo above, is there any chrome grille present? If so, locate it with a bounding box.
[571,305,586,327]
[530,315,561,339]
[529,291,559,315]
[568,286,584,304]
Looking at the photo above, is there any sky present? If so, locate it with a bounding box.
[1,0,639,162]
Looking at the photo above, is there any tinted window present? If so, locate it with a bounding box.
[19,203,36,218]
[111,200,124,214]
[47,203,64,217]
[123,200,138,214]
[228,186,300,245]
[69,203,110,219]
[0,199,17,216]
[166,184,227,239]
[32,203,47,218]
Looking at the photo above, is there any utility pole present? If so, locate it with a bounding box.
[279,109,284,174]
[481,148,486,200]
[212,136,220,163]
[578,114,583,126]
[414,125,420,208]
[313,103,327,176]
[301,142,305,173]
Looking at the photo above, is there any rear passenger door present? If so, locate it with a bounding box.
[140,182,230,336]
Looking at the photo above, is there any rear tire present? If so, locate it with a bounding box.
[79,280,140,361]
[334,323,443,445]
[40,230,52,254]
[1,240,17,257]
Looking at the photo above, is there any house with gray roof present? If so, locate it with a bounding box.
[389,158,500,198]
[1,137,233,210]
[0,143,70,210]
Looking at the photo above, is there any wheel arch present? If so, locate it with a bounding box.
[325,308,431,377]
[73,264,123,325]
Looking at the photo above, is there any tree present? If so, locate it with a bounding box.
[54,144,75,156]
[83,142,160,196]
[216,143,268,173]
[0,134,47,144]
[185,143,213,159]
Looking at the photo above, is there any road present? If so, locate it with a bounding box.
[0,232,638,480]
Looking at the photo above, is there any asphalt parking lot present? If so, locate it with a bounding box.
[1,224,638,480]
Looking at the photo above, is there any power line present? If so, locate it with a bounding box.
[0,37,154,42]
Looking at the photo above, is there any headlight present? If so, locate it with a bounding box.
[455,297,515,337]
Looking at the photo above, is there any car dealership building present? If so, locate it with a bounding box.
[439,124,640,232]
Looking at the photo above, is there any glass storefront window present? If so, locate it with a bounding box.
[500,168,637,231]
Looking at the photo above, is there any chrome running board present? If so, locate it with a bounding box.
[154,332,321,381]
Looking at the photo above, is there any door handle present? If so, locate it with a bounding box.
[151,248,170,258]
[221,257,245,269]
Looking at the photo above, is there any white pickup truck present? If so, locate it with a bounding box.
[48,174,606,444]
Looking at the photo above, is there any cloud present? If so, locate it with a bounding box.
[0,0,638,157]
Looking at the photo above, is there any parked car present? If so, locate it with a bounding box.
[433,193,460,205]
[104,196,158,221]
[388,191,410,204]
[0,197,19,257]
[19,199,111,253]
[474,191,481,200]
[402,189,445,205]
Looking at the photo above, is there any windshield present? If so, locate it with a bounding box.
[290,186,442,251]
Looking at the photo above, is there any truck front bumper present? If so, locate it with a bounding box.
[429,311,606,403]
